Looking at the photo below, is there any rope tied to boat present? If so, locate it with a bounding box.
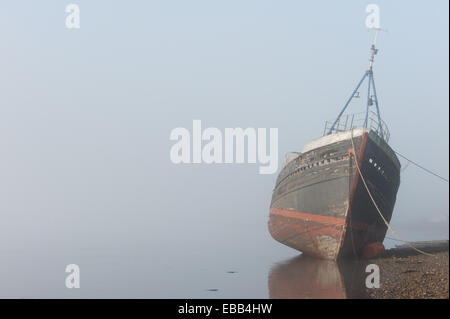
[350,128,436,258]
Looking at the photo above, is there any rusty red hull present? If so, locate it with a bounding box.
[269,208,346,259]
[269,129,401,260]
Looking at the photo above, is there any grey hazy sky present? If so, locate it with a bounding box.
[0,1,448,297]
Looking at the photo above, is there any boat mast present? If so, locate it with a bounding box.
[328,28,386,137]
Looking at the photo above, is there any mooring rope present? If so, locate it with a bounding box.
[385,236,407,243]
[350,129,435,257]
[392,149,449,183]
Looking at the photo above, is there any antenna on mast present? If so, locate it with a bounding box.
[327,27,387,138]
[367,27,387,71]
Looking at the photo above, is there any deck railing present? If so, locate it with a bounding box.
[323,111,390,142]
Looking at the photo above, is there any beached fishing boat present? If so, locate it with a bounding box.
[269,31,401,260]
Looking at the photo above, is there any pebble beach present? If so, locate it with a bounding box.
[366,241,449,299]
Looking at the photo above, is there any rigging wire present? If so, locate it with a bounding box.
[393,149,449,183]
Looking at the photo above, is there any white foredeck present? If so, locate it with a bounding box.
[301,128,367,153]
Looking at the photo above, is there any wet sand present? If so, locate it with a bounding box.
[366,241,449,299]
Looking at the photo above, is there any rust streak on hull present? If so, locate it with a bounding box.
[269,129,401,260]
[269,209,345,260]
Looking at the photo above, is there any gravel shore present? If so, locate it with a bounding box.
[365,241,449,299]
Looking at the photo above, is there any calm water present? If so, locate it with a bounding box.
[0,219,447,299]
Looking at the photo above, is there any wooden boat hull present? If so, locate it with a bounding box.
[269,129,401,260]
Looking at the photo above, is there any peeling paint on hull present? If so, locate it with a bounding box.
[269,130,401,260]
[269,208,344,259]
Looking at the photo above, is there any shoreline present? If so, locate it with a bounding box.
[365,240,449,299]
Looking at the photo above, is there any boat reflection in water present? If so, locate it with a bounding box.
[268,255,369,299]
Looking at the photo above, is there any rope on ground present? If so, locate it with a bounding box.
[350,129,436,257]
[385,236,408,243]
